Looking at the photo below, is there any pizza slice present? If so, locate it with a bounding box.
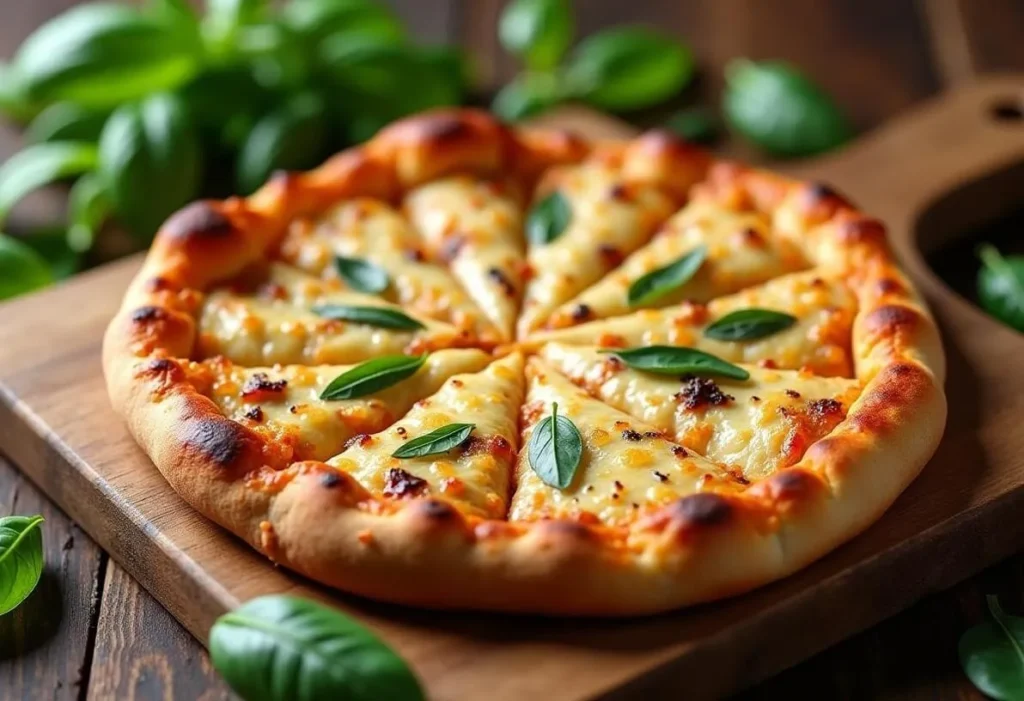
[508,358,742,527]
[198,262,467,365]
[185,349,491,463]
[518,162,676,336]
[327,353,525,519]
[278,198,500,344]
[403,176,526,342]
[524,270,856,377]
[539,343,861,481]
[545,198,808,328]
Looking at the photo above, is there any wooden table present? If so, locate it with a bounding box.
[1,1,1022,698]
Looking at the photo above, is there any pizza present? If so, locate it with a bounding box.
[103,108,946,615]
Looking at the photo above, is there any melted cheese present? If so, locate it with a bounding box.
[278,198,498,340]
[540,344,860,480]
[518,163,675,335]
[198,263,463,365]
[189,349,490,463]
[508,359,737,527]
[328,353,525,518]
[527,271,856,377]
[404,176,525,341]
[547,199,808,328]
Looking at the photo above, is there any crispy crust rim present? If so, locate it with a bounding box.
[103,108,946,615]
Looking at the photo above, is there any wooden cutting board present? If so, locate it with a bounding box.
[2,76,1024,700]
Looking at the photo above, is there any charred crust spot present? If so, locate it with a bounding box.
[462,434,514,459]
[404,247,426,262]
[597,245,624,267]
[418,114,472,143]
[343,434,373,451]
[621,428,642,442]
[163,202,233,241]
[420,499,455,519]
[675,493,732,527]
[613,480,624,491]
[675,376,734,410]
[785,389,802,399]
[643,431,662,439]
[383,468,429,499]
[320,472,342,489]
[764,469,822,501]
[607,184,628,201]
[804,182,854,209]
[571,303,593,323]
[487,267,517,297]
[654,470,670,482]
[671,446,689,459]
[241,373,288,398]
[838,217,887,246]
[808,398,843,419]
[144,358,178,375]
[131,306,168,324]
[243,406,264,423]
[876,278,906,296]
[181,416,251,468]
[396,426,408,437]
[864,304,920,337]
[145,277,175,292]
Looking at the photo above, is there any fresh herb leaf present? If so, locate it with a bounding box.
[0,61,39,122]
[0,515,45,615]
[959,595,1024,701]
[0,235,53,300]
[564,27,694,112]
[601,346,750,380]
[491,73,562,122]
[392,423,475,459]
[0,142,98,228]
[20,227,82,280]
[665,107,720,145]
[313,304,425,331]
[703,308,797,341]
[723,59,852,157]
[978,245,1024,332]
[527,402,583,489]
[334,255,390,294]
[320,354,427,401]
[526,191,572,246]
[67,173,111,253]
[284,0,404,46]
[236,91,327,194]
[499,0,574,71]
[25,103,109,145]
[210,594,424,701]
[627,245,706,307]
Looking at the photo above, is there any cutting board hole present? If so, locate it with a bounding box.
[990,98,1024,122]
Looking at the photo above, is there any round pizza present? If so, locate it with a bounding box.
[103,109,946,615]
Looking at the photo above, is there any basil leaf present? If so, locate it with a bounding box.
[237,92,327,194]
[0,235,53,300]
[978,245,1024,332]
[526,191,572,246]
[0,142,98,228]
[627,245,706,307]
[491,73,562,122]
[178,64,274,152]
[313,305,425,331]
[210,595,424,701]
[528,402,582,489]
[284,0,405,46]
[334,255,390,294]
[392,423,475,459]
[703,308,797,341]
[665,107,720,145]
[499,0,574,71]
[21,227,82,281]
[601,346,750,380]
[959,595,1024,701]
[0,515,45,615]
[99,93,202,239]
[14,3,201,108]
[723,59,852,158]
[67,174,112,252]
[564,27,694,111]
[320,354,427,401]
[26,103,109,145]
[0,62,40,122]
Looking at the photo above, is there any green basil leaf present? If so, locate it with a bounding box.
[627,245,706,307]
[67,174,111,252]
[392,423,475,459]
[491,73,563,122]
[978,245,1024,333]
[665,107,720,145]
[959,595,1024,701]
[14,3,202,108]
[723,59,852,158]
[237,92,327,194]
[99,93,202,239]
[0,515,45,615]
[178,65,274,151]
[26,103,109,145]
[527,402,582,489]
[333,255,390,294]
[313,304,425,331]
[0,235,53,300]
[284,0,405,46]
[526,191,571,246]
[21,226,82,280]
[210,594,424,701]
[320,354,427,401]
[0,62,40,122]
[564,27,694,111]
[601,346,750,380]
[703,308,797,341]
[499,0,574,71]
[0,142,98,227]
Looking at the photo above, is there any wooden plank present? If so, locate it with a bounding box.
[0,455,104,701]
[86,563,235,701]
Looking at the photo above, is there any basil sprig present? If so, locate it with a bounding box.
[704,308,797,341]
[627,245,707,307]
[499,0,573,71]
[0,515,45,615]
[392,423,475,459]
[210,595,425,701]
[601,346,750,381]
[977,245,1024,332]
[527,402,583,489]
[313,304,424,331]
[334,255,390,294]
[0,236,53,301]
[526,191,572,246]
[320,354,427,401]
[959,595,1024,701]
